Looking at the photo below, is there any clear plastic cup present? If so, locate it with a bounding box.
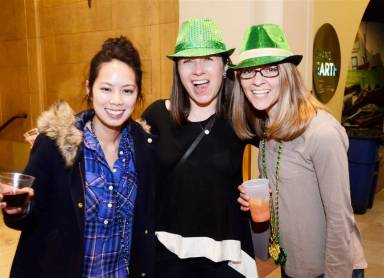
[0,172,35,208]
[243,178,270,222]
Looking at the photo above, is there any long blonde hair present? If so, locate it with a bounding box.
[231,63,326,141]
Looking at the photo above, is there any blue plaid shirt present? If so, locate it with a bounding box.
[82,124,137,278]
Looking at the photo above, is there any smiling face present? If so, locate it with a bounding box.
[239,65,281,121]
[177,56,225,110]
[88,59,138,132]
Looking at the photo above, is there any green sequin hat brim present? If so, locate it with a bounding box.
[230,54,302,70]
[167,47,235,59]
[229,23,302,70]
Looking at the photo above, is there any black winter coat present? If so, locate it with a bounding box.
[3,102,156,278]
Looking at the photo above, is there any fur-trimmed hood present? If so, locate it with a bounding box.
[37,101,83,167]
[37,101,151,167]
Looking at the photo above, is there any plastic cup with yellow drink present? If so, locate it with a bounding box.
[243,178,270,222]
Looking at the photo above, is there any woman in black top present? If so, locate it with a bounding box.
[142,18,258,278]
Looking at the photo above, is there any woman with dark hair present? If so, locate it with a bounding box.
[2,36,156,278]
[142,18,258,278]
[233,24,367,278]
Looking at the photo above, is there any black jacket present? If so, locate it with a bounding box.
[4,101,156,278]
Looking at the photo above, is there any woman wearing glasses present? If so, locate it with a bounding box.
[233,24,367,278]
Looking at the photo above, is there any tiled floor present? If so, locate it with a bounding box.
[0,213,20,278]
[1,190,383,277]
[353,189,384,278]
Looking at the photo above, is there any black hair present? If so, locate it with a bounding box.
[86,36,142,106]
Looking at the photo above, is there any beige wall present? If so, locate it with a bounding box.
[180,0,313,89]
[180,0,314,178]
[180,0,369,178]
[0,0,178,171]
[313,0,369,120]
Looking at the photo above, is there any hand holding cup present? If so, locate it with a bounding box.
[0,172,35,215]
[239,178,270,222]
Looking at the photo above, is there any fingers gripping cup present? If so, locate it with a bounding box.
[243,178,270,222]
[0,172,35,208]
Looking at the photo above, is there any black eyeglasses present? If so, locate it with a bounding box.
[239,65,279,79]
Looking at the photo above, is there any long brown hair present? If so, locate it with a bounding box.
[169,55,234,125]
[231,63,325,141]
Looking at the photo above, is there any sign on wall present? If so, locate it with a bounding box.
[313,23,341,103]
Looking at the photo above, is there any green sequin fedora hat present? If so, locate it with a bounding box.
[167,18,235,59]
[231,24,302,69]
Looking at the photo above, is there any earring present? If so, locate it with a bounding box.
[223,72,227,79]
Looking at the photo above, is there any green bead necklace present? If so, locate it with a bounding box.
[261,122,287,266]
